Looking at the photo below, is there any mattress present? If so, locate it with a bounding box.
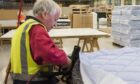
[112,31,140,40]
[113,5,140,15]
[80,47,140,84]
[111,6,140,47]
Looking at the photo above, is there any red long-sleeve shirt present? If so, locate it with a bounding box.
[29,24,68,65]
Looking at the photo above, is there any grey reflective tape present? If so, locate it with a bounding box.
[18,21,51,81]
[20,21,36,74]
[11,73,47,81]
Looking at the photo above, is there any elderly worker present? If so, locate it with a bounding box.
[10,0,71,84]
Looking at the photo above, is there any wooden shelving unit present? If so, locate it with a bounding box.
[106,8,112,26]
[70,5,92,14]
[0,24,2,36]
[72,8,89,14]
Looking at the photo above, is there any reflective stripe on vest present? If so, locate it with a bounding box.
[11,73,47,81]
[11,19,49,81]
[20,21,34,75]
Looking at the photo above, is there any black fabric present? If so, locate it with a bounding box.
[72,59,84,84]
[25,16,42,24]
[13,76,57,84]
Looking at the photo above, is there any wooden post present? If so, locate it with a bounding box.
[4,61,11,84]
[132,0,136,5]
[121,0,124,6]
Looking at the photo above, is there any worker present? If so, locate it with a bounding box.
[10,0,71,84]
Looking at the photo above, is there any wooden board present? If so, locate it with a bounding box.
[0,9,18,20]
[72,14,93,28]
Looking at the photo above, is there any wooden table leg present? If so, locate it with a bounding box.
[95,38,100,50]
[77,38,80,46]
[90,37,100,51]
[93,37,100,50]
[0,39,3,47]
[82,39,86,52]
[82,38,89,52]
[59,38,63,48]
[53,38,63,48]
[89,38,94,52]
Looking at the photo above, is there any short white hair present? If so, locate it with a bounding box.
[33,0,61,16]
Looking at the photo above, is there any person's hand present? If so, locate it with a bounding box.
[66,57,72,67]
[62,57,71,69]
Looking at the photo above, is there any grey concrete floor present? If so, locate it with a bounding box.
[0,36,121,84]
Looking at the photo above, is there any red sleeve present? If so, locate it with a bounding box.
[29,25,68,65]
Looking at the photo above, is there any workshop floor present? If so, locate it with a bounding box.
[0,36,121,84]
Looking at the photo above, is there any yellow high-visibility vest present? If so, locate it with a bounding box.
[11,19,49,81]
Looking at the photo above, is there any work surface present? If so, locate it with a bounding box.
[49,28,109,38]
[0,28,109,40]
[0,28,109,52]
[0,20,17,27]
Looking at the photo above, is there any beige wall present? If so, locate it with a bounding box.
[132,0,136,5]
[61,7,72,17]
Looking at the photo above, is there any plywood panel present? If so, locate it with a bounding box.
[72,14,82,28]
[72,14,93,28]
[0,9,18,20]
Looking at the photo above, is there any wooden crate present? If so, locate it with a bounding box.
[106,8,112,26]
[72,8,89,14]
[70,5,92,14]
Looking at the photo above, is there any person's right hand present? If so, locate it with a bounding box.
[62,57,71,69]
